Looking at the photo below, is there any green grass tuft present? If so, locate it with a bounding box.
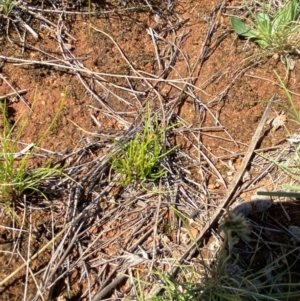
[110,104,176,187]
[0,93,65,204]
[0,0,17,16]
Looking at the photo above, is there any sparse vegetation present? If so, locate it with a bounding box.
[0,95,65,204]
[1,0,300,300]
[264,73,300,193]
[152,211,300,301]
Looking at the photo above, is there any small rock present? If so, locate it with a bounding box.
[289,225,300,244]
[226,264,242,278]
[251,190,273,212]
[254,198,272,212]
[208,183,215,190]
[231,201,253,217]
[242,171,251,182]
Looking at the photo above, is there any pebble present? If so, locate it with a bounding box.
[231,201,253,217]
[251,189,273,212]
[289,225,300,244]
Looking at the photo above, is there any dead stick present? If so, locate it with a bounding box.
[0,89,27,100]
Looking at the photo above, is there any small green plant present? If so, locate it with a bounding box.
[231,0,300,61]
[110,105,176,187]
[0,0,17,16]
[0,93,65,203]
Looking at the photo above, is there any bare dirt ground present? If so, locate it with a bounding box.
[1,0,300,300]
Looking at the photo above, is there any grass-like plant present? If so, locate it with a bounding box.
[110,105,176,187]
[0,94,65,204]
[231,0,300,62]
[0,0,17,16]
